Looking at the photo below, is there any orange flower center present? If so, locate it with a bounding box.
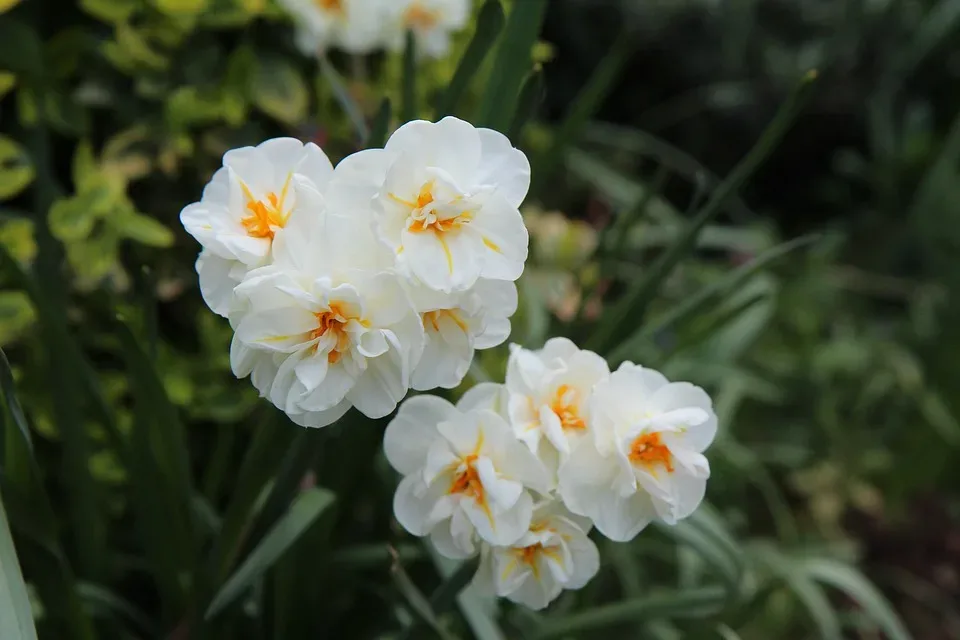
[404,3,439,30]
[314,0,343,13]
[390,183,472,234]
[628,432,674,472]
[309,303,360,364]
[448,454,483,499]
[422,309,468,333]
[551,384,586,431]
[240,174,292,240]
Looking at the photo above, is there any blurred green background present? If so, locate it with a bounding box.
[1,0,959,638]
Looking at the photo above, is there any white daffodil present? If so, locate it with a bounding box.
[180,138,333,316]
[327,117,530,293]
[383,0,471,59]
[474,501,599,611]
[505,338,610,471]
[280,0,387,55]
[558,362,717,542]
[228,179,423,428]
[384,395,551,558]
[409,279,518,391]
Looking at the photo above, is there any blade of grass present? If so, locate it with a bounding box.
[77,583,161,639]
[0,350,31,454]
[205,487,336,620]
[426,545,504,640]
[507,68,543,143]
[475,0,548,131]
[392,548,457,640]
[532,27,637,192]
[608,234,817,362]
[588,64,816,355]
[0,492,38,640]
[435,0,505,118]
[402,30,417,123]
[367,97,392,148]
[531,586,726,639]
[317,55,368,143]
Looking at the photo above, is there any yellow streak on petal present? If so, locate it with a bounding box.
[436,231,454,275]
[388,192,417,208]
[482,236,501,253]
[499,558,518,583]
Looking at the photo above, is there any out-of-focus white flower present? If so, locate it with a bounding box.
[558,363,717,542]
[474,501,599,611]
[384,395,551,558]
[505,338,610,472]
[228,180,423,428]
[409,279,518,391]
[328,117,530,293]
[180,138,333,316]
[280,0,387,55]
[383,0,471,59]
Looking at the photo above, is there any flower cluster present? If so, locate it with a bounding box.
[279,0,470,59]
[180,117,529,427]
[384,338,718,609]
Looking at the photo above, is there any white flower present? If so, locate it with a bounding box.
[383,0,471,59]
[328,117,530,293]
[474,501,599,611]
[180,138,333,316]
[409,279,518,391]
[280,0,387,55]
[228,179,423,428]
[505,338,610,471]
[384,395,551,558]
[558,363,717,542]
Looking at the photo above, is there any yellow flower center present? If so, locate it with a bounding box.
[314,0,343,14]
[550,384,586,431]
[404,2,439,30]
[239,174,293,240]
[422,309,468,333]
[628,432,674,472]
[447,432,494,525]
[309,302,363,364]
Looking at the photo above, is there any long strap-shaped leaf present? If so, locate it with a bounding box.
[0,493,38,640]
[435,0,505,119]
[588,71,818,355]
[205,487,336,620]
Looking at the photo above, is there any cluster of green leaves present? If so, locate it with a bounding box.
[0,0,948,638]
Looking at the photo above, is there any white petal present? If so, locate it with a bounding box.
[464,488,532,546]
[287,399,351,429]
[430,516,476,559]
[383,395,456,475]
[456,382,510,417]
[507,565,561,611]
[412,313,473,391]
[346,346,407,419]
[402,227,481,292]
[234,307,317,352]
[650,382,718,453]
[563,532,600,590]
[297,362,355,412]
[469,192,529,282]
[197,251,241,317]
[475,456,522,510]
[476,128,531,208]
[297,142,335,191]
[393,474,443,537]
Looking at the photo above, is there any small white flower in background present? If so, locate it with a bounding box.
[331,117,530,293]
[228,180,424,428]
[474,501,599,611]
[180,138,333,316]
[505,338,610,471]
[280,0,387,55]
[558,362,717,542]
[409,279,518,391]
[383,0,471,59]
[384,395,551,559]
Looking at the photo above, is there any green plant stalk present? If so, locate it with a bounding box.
[531,587,726,639]
[435,0,506,118]
[532,27,637,193]
[367,97,392,148]
[476,0,548,131]
[507,68,543,143]
[588,71,818,354]
[402,30,417,123]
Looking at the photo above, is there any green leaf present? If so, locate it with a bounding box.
[392,551,456,640]
[153,0,209,16]
[435,0,505,118]
[750,544,842,640]
[608,234,817,363]
[799,558,912,640]
[0,136,34,201]
[507,68,543,143]
[532,27,636,191]
[655,506,744,600]
[0,292,35,346]
[0,0,22,14]
[588,71,818,354]
[250,56,308,126]
[367,97,392,148]
[0,348,31,454]
[79,0,139,23]
[77,583,160,638]
[205,487,336,620]
[47,188,114,243]
[476,0,548,131]
[114,211,175,248]
[317,55,368,143]
[402,30,417,123]
[531,587,726,639]
[0,20,43,79]
[0,72,15,100]
[0,493,38,640]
